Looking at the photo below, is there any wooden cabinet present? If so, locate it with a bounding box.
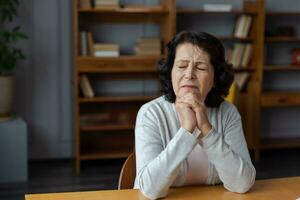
[73,0,175,173]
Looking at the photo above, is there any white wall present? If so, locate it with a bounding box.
[15,0,72,159]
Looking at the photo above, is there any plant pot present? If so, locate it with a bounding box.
[0,75,14,121]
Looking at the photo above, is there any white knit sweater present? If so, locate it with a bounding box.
[134,96,256,200]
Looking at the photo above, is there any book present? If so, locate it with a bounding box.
[234,72,250,91]
[79,0,92,9]
[93,43,119,51]
[93,43,120,57]
[234,15,247,38]
[203,4,232,12]
[234,15,252,38]
[79,75,94,98]
[240,43,253,67]
[241,15,252,38]
[230,43,245,68]
[94,51,119,57]
[80,31,88,56]
[135,37,161,56]
[94,0,119,8]
[87,32,94,56]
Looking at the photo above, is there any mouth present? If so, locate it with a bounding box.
[181,85,198,89]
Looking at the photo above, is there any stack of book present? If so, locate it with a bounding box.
[228,43,253,68]
[93,43,120,57]
[94,0,119,9]
[134,37,161,56]
[233,14,252,38]
[78,0,92,9]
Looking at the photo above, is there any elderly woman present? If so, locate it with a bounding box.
[134,31,256,199]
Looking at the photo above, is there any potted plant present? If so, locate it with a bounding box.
[0,0,27,120]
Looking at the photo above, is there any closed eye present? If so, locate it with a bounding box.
[178,65,187,69]
[196,66,207,71]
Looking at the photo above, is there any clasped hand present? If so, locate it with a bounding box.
[175,91,212,136]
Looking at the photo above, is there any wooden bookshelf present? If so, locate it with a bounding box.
[264,65,300,71]
[258,8,300,157]
[261,138,300,149]
[177,9,257,15]
[266,11,300,16]
[73,0,175,174]
[78,6,168,14]
[80,124,135,132]
[261,92,300,107]
[74,0,300,170]
[80,148,132,160]
[77,56,159,73]
[265,37,300,42]
[218,36,255,41]
[78,95,157,103]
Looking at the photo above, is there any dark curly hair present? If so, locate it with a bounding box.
[158,31,234,107]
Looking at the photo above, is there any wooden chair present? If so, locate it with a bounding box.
[118,152,136,190]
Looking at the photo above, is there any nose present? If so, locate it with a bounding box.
[185,65,195,79]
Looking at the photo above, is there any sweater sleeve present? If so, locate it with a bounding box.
[134,106,198,200]
[199,104,256,193]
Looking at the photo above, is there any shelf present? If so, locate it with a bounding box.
[218,36,254,42]
[261,92,300,107]
[80,124,135,131]
[266,11,300,16]
[177,9,256,15]
[234,67,255,72]
[80,148,132,160]
[77,56,159,73]
[78,6,168,14]
[261,138,300,149]
[265,37,300,42]
[79,95,158,103]
[264,65,300,71]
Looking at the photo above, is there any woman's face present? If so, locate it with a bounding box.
[171,42,214,103]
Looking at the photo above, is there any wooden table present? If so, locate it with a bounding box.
[25,176,300,200]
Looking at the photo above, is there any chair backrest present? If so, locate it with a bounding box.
[118,152,136,190]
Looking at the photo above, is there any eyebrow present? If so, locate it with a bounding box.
[175,59,209,66]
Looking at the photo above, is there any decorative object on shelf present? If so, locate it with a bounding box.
[203,4,232,12]
[0,0,27,121]
[291,48,300,65]
[134,37,161,56]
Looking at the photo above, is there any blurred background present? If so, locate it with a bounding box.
[1,0,300,199]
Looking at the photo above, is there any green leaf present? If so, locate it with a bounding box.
[0,0,27,73]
